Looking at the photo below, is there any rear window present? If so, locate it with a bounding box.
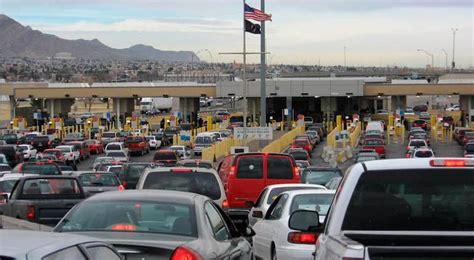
[78,174,119,187]
[33,136,49,142]
[294,140,308,146]
[106,144,121,150]
[145,137,154,141]
[466,144,474,153]
[21,178,81,198]
[126,137,143,143]
[268,156,293,179]
[143,171,221,200]
[303,169,342,185]
[365,139,383,145]
[0,179,18,193]
[414,150,434,158]
[290,193,334,216]
[342,169,474,231]
[124,164,150,180]
[17,164,60,175]
[195,136,212,144]
[181,162,213,169]
[410,140,426,147]
[267,187,322,204]
[102,133,117,138]
[236,156,263,179]
[154,152,177,160]
[57,146,72,152]
[289,151,308,160]
[108,152,126,157]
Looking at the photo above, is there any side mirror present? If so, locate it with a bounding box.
[252,210,263,219]
[244,226,256,237]
[289,210,320,231]
[245,201,255,208]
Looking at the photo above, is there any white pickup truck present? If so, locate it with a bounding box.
[314,158,474,259]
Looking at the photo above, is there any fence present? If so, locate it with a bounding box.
[260,126,305,153]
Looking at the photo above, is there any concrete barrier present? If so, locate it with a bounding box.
[261,126,305,153]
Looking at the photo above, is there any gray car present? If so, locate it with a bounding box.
[54,190,254,259]
[70,171,124,197]
[0,230,122,260]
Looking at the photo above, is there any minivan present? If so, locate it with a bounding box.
[217,153,300,224]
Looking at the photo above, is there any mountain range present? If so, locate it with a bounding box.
[0,14,198,62]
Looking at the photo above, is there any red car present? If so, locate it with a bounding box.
[85,140,104,154]
[290,138,312,153]
[361,138,386,158]
[412,119,428,130]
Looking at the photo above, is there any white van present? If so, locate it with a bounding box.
[193,132,217,155]
[366,121,385,133]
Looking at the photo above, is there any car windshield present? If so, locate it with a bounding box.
[108,152,126,157]
[0,179,18,193]
[290,193,334,216]
[17,164,60,175]
[267,187,323,204]
[143,171,221,200]
[57,200,197,237]
[303,169,342,185]
[78,173,119,186]
[102,133,116,138]
[154,152,176,160]
[342,169,474,231]
[195,136,212,144]
[124,164,150,180]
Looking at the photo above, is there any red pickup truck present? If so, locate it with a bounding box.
[125,136,150,156]
[361,138,385,158]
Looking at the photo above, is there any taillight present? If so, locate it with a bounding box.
[27,205,35,220]
[293,166,300,176]
[122,181,127,188]
[430,159,474,167]
[222,199,229,209]
[171,246,203,260]
[287,232,318,244]
[229,166,236,175]
[118,185,125,191]
[306,145,311,151]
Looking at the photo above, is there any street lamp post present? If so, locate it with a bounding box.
[451,28,458,70]
[417,49,434,69]
[441,49,448,70]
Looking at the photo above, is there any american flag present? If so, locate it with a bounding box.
[244,3,272,22]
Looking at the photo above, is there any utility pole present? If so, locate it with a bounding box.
[451,28,458,70]
[417,49,434,69]
[260,0,266,127]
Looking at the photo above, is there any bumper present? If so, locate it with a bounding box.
[276,244,315,260]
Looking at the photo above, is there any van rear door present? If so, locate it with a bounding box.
[230,155,265,208]
[266,155,299,186]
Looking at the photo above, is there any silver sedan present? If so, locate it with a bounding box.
[54,190,254,259]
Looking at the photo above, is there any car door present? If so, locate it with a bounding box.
[204,202,250,260]
[254,194,289,260]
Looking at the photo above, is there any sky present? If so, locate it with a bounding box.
[0,0,473,67]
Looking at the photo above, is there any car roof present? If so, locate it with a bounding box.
[363,158,473,170]
[0,173,39,180]
[265,183,327,190]
[282,189,336,197]
[0,230,101,257]
[86,189,201,204]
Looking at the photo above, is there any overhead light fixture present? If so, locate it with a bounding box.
[270,93,278,96]
[163,94,170,98]
[416,92,422,98]
[228,93,235,97]
[65,94,70,98]
[314,96,320,98]
[28,95,34,99]
[377,93,383,98]
[132,94,138,98]
[200,94,207,97]
[92,95,98,98]
[301,92,309,96]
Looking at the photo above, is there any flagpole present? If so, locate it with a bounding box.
[242,0,248,143]
[260,0,266,127]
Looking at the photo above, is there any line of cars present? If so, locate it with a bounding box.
[453,127,474,158]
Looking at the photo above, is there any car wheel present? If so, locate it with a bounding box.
[271,245,277,260]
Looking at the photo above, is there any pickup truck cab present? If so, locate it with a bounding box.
[3,176,85,226]
[315,158,474,259]
[361,138,385,158]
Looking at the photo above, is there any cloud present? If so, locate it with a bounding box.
[33,18,240,33]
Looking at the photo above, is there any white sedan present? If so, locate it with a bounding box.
[253,190,335,260]
[169,145,191,159]
[18,144,37,160]
[145,135,161,150]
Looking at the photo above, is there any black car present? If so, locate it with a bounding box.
[1,134,18,145]
[119,162,153,189]
[31,135,59,152]
[0,145,24,167]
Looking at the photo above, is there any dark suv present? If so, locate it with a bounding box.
[0,145,24,167]
[32,135,59,152]
[119,162,153,189]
